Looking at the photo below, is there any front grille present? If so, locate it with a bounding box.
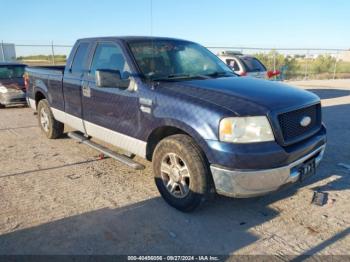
[278,104,321,144]
[10,98,26,103]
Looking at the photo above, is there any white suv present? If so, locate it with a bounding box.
[218,51,268,79]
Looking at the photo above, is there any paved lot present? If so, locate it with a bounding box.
[0,81,349,256]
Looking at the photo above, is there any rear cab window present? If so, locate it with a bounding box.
[0,65,25,79]
[239,57,266,72]
[70,42,90,74]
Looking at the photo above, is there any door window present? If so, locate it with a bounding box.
[240,57,267,72]
[226,59,240,71]
[90,43,130,79]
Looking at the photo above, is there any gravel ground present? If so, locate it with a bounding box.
[0,81,349,256]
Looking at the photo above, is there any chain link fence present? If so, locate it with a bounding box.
[2,42,349,81]
[208,47,349,80]
[7,42,72,66]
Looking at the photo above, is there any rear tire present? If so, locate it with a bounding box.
[0,103,5,109]
[153,134,211,212]
[37,99,64,139]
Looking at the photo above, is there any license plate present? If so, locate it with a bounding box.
[299,159,316,181]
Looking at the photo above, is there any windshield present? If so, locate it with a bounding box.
[0,65,25,79]
[129,40,235,80]
[240,57,266,72]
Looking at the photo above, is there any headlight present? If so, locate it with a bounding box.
[0,85,8,94]
[219,116,274,143]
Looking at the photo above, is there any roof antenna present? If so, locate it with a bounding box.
[150,0,156,86]
[150,0,153,37]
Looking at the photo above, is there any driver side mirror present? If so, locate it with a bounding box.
[95,69,130,89]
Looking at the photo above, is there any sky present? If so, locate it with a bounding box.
[0,0,349,51]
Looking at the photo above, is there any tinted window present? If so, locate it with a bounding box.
[71,42,89,74]
[240,57,266,72]
[0,65,25,79]
[90,43,130,78]
[226,59,240,71]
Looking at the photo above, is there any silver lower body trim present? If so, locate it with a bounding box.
[51,108,85,132]
[50,107,147,158]
[84,120,146,158]
[210,144,326,198]
[28,102,147,158]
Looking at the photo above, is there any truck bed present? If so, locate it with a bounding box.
[26,65,65,76]
[25,65,65,111]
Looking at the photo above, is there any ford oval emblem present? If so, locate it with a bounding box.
[300,116,312,127]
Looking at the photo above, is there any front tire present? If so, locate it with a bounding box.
[37,99,64,139]
[153,134,211,212]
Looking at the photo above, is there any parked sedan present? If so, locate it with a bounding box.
[0,63,27,108]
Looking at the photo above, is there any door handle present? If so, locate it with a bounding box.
[82,85,91,98]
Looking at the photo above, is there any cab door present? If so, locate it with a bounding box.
[81,41,144,155]
[62,41,91,132]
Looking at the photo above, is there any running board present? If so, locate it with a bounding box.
[67,131,145,170]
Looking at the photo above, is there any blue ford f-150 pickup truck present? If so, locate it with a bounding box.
[25,37,326,211]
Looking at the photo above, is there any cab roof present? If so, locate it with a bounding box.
[77,36,193,43]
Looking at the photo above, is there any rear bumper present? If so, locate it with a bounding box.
[210,144,326,197]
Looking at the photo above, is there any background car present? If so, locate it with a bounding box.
[218,51,279,79]
[0,62,27,108]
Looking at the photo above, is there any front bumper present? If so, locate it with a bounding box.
[210,144,326,198]
[0,92,26,106]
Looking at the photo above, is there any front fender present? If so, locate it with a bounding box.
[146,89,235,161]
[146,117,217,164]
[154,117,210,146]
[152,97,224,141]
[148,105,224,164]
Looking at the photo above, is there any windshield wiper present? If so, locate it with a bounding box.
[151,73,209,81]
[168,73,192,79]
[205,71,234,78]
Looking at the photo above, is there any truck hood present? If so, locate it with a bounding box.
[158,77,319,115]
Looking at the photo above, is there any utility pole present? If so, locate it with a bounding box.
[333,52,339,80]
[0,41,5,62]
[51,41,55,65]
[304,50,309,80]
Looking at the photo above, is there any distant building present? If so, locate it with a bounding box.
[0,43,16,62]
[338,50,350,62]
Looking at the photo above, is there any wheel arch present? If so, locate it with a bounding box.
[35,90,46,108]
[146,123,210,164]
[33,79,49,109]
